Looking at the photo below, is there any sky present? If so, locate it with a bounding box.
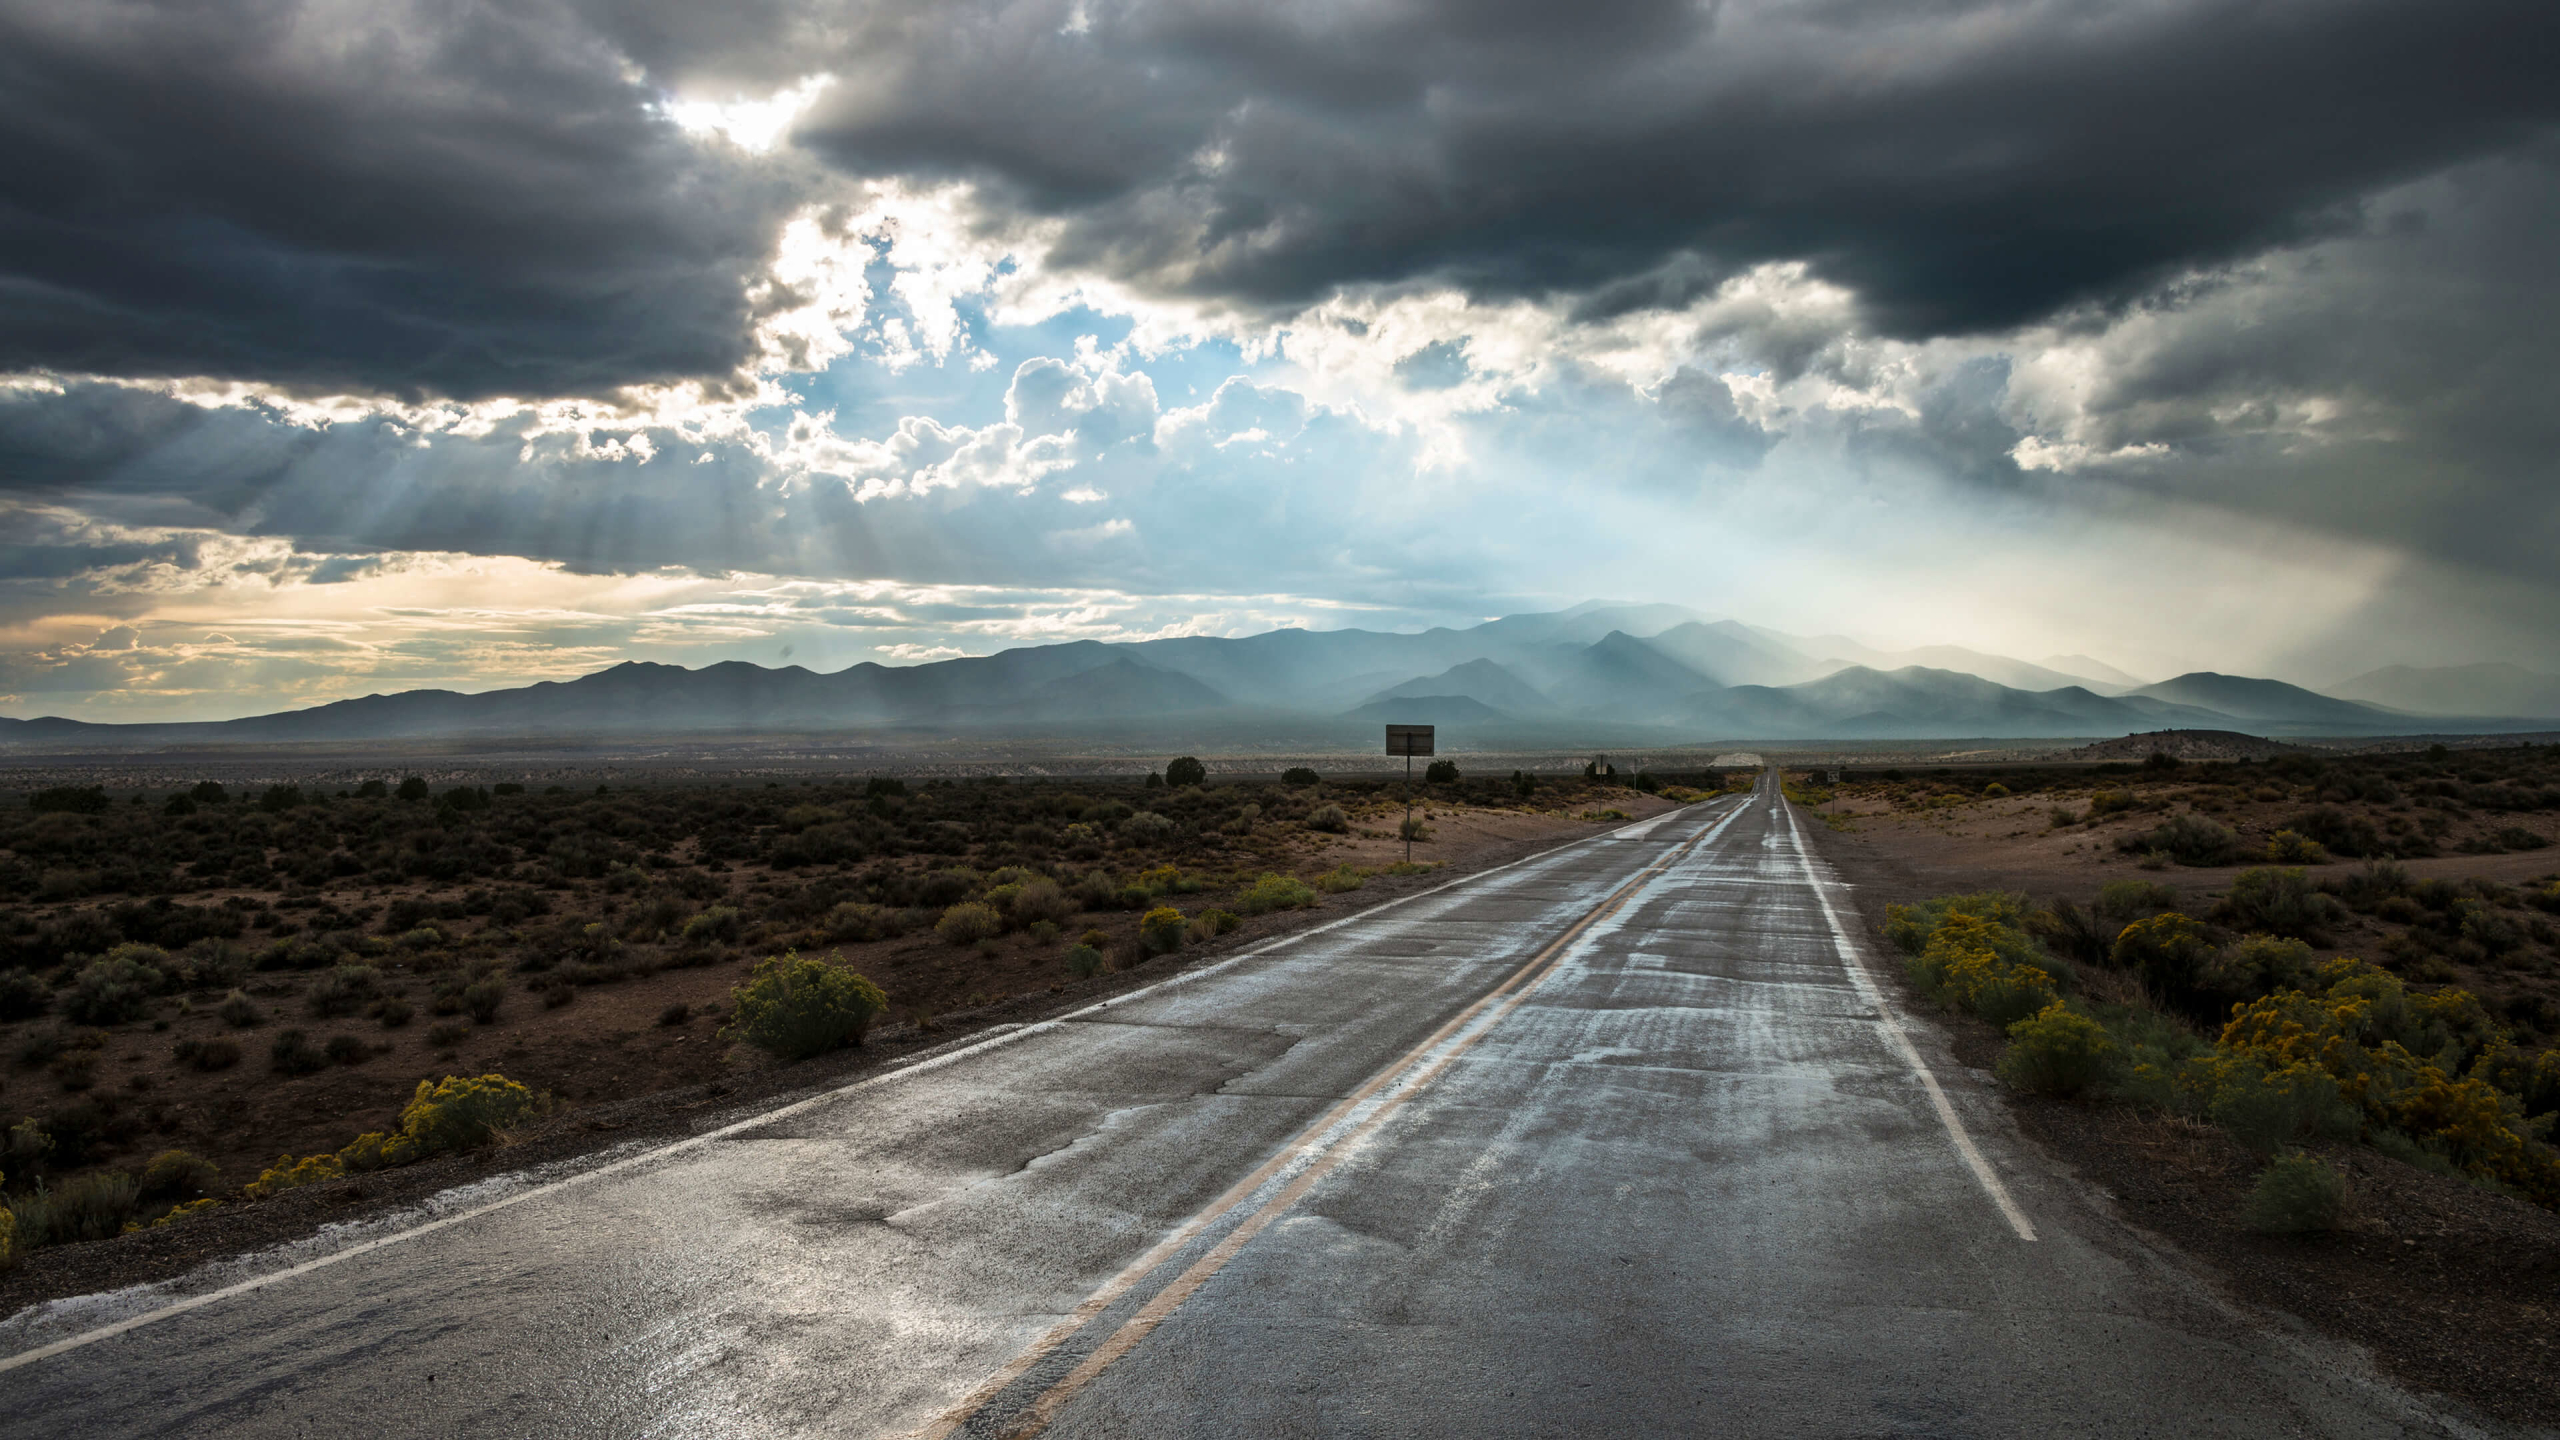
[2,0,2556,722]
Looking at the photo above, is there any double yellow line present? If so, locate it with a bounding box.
[917,797,1743,1439]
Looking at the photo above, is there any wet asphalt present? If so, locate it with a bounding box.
[0,775,2484,1437]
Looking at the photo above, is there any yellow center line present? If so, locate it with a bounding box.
[921,797,1745,1440]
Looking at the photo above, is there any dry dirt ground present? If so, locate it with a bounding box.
[0,789,1681,1314]
[1820,790,2560,1429]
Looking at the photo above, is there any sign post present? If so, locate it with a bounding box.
[1385,724,1435,864]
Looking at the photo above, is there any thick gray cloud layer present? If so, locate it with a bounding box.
[0,0,794,399]
[4,0,2555,398]
[799,0,2560,333]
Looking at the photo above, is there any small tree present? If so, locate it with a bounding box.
[1424,760,1459,785]
[1165,757,1207,788]
[394,777,431,802]
[1511,770,1535,799]
[1281,767,1320,787]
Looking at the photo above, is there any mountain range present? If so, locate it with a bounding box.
[6,602,2556,750]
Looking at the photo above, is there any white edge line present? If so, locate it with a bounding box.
[0,796,1746,1373]
[1777,790,2039,1242]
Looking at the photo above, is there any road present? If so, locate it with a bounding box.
[0,775,2474,1437]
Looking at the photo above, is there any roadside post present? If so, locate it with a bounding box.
[1386,724,1435,864]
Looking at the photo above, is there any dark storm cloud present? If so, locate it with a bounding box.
[7,0,2554,407]
[0,0,795,400]
[798,0,2560,335]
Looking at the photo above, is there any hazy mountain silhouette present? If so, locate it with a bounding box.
[2126,673,2398,727]
[5,605,2550,749]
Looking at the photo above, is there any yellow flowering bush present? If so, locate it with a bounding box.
[1997,1003,2115,1097]
[1138,905,1187,954]
[244,1152,347,1200]
[2212,957,2559,1201]
[1896,901,2066,1027]
[152,1198,221,1227]
[247,1072,548,1199]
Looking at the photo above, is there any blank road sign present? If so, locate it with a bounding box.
[1385,724,1436,757]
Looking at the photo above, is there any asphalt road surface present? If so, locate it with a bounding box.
[0,775,2483,1437]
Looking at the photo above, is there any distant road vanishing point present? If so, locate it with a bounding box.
[0,776,2465,1436]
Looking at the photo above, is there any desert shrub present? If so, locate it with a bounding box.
[1911,913,2062,1026]
[1237,874,1318,916]
[216,990,262,1028]
[1165,757,1207,788]
[1139,907,1187,954]
[2109,913,2223,1020]
[658,1002,690,1026]
[678,906,745,948]
[172,1036,241,1071]
[1282,767,1320,787]
[1123,811,1175,843]
[1008,878,1074,929]
[12,1025,66,1069]
[1424,760,1460,785]
[1398,815,1433,842]
[2483,825,2550,853]
[935,902,1003,947]
[2027,900,2112,967]
[1306,804,1349,833]
[821,902,896,943]
[2086,790,2136,817]
[243,1152,344,1200]
[1065,944,1105,979]
[1997,1004,2116,1098]
[2093,879,2182,925]
[1315,865,1367,894]
[2217,957,2558,1200]
[137,1149,221,1202]
[2119,813,2244,867]
[1884,891,2034,956]
[723,950,888,1060]
[323,1033,370,1065]
[2241,1152,2348,1234]
[2202,934,2318,1010]
[304,964,381,1018]
[2261,830,2331,864]
[460,979,505,1024]
[916,867,981,907]
[2286,805,2385,859]
[2330,861,2414,910]
[59,947,166,1025]
[9,1170,140,1247]
[0,969,48,1023]
[2203,1056,2360,1155]
[269,1028,328,1075]
[388,1073,542,1158]
[375,995,413,1028]
[425,1021,468,1049]
[2214,867,2348,943]
[2048,804,2080,827]
[28,786,110,815]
